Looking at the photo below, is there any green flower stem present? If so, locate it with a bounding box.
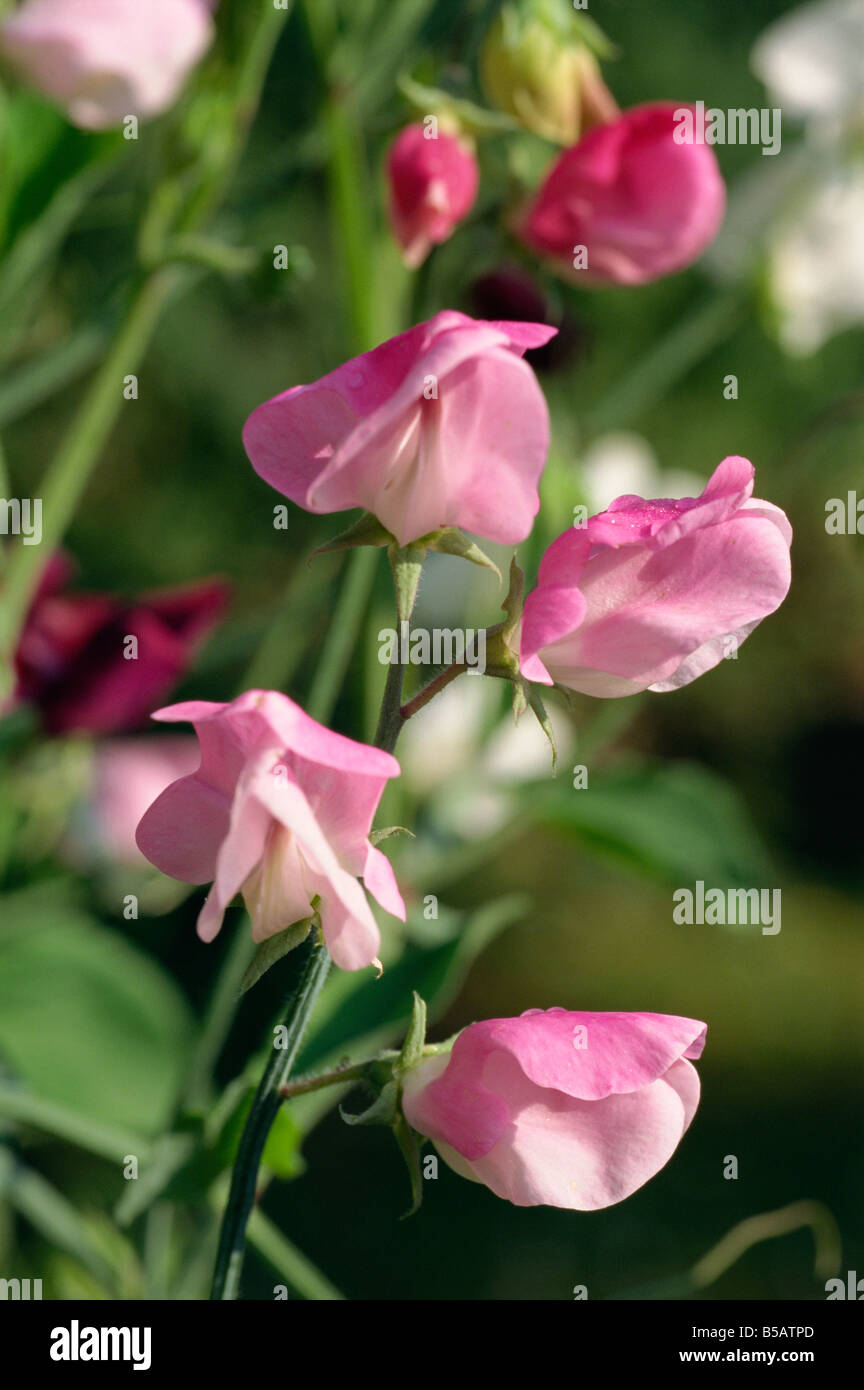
[0,267,181,693]
[374,654,408,754]
[209,934,332,1301]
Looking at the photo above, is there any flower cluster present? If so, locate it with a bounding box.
[0,0,794,1233]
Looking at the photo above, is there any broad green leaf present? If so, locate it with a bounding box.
[531,758,773,886]
[0,883,193,1134]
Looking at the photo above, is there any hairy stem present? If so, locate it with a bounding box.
[400,662,467,722]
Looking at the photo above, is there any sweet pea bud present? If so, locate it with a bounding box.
[480,0,616,145]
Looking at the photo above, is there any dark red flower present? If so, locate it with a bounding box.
[13,556,228,734]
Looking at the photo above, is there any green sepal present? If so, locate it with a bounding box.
[396,992,427,1072]
[427,527,501,582]
[369,825,415,846]
[388,542,427,623]
[339,1077,399,1128]
[484,555,525,678]
[393,1114,424,1218]
[311,512,394,558]
[527,686,557,771]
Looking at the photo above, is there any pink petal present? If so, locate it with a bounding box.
[458,1055,701,1210]
[363,843,406,920]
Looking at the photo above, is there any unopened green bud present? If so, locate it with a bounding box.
[480,1,615,145]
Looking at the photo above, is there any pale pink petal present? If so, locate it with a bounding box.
[363,843,406,920]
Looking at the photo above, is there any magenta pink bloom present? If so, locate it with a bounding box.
[243,310,555,547]
[135,691,406,970]
[402,1009,706,1210]
[520,457,792,698]
[519,103,726,286]
[12,555,228,734]
[387,124,479,268]
[0,0,214,130]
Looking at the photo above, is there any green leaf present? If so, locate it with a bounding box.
[240,916,315,994]
[0,1083,150,1165]
[532,758,774,886]
[0,883,193,1135]
[397,74,519,135]
[262,1106,304,1180]
[0,1150,118,1290]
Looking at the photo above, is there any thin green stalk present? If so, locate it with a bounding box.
[246,1207,343,1301]
[0,2,294,690]
[278,1058,375,1101]
[400,662,466,722]
[209,935,331,1300]
[0,267,182,689]
[586,290,744,436]
[306,547,379,724]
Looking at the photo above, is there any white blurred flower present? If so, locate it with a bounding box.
[713,0,864,354]
[766,163,864,353]
[752,0,864,128]
[397,677,498,797]
[398,675,573,839]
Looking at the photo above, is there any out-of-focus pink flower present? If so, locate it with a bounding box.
[402,1009,706,1210]
[519,103,726,286]
[81,736,201,866]
[135,690,406,970]
[12,555,228,733]
[243,310,555,547]
[0,0,215,131]
[387,124,478,268]
[520,456,792,698]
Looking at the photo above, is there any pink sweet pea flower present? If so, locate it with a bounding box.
[243,310,556,547]
[0,0,215,131]
[402,1009,706,1210]
[387,124,479,268]
[85,736,201,866]
[11,555,228,734]
[520,456,792,698]
[519,103,726,286]
[135,690,406,970]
